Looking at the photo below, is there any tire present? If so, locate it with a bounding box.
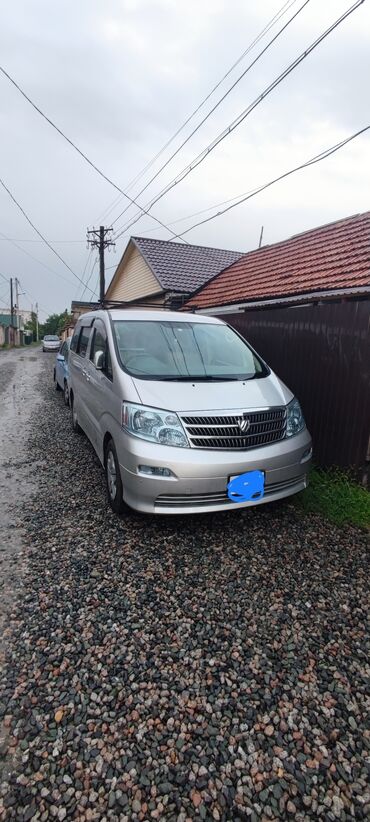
[54,369,61,391]
[105,438,126,515]
[71,394,82,434]
[63,380,69,407]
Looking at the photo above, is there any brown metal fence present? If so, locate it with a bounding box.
[218,299,370,480]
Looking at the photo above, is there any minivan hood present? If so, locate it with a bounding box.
[132,372,293,413]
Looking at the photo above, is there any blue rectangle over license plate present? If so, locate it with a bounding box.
[227,470,265,502]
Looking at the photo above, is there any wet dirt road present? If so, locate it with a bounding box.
[0,348,47,661]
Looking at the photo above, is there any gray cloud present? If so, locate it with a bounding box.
[0,0,369,315]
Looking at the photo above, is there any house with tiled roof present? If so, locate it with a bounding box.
[185,211,370,312]
[104,236,243,308]
[185,211,370,479]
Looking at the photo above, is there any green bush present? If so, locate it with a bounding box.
[297,467,370,529]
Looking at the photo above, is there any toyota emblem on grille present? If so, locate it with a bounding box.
[238,414,251,433]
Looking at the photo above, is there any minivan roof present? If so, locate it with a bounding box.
[79,308,225,325]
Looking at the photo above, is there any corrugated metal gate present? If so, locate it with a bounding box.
[218,299,370,480]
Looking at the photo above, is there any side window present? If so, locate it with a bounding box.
[105,347,113,381]
[77,326,91,358]
[60,342,67,357]
[90,324,106,361]
[90,320,113,381]
[70,326,80,353]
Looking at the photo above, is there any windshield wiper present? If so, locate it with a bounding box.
[158,375,241,382]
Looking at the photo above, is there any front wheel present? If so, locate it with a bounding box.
[71,395,82,434]
[54,369,61,391]
[63,380,69,406]
[105,439,126,515]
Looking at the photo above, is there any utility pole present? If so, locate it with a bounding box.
[35,302,39,342]
[10,277,14,346]
[15,277,20,340]
[86,226,115,306]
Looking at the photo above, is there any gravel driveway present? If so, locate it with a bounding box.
[0,352,369,821]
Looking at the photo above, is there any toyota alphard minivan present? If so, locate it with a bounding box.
[69,309,312,514]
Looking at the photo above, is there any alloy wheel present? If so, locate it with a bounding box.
[106,450,117,500]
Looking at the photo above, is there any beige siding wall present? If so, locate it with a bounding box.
[106,246,162,301]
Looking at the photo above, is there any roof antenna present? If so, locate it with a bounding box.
[258,225,264,248]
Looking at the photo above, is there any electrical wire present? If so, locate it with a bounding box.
[75,247,94,299]
[105,183,266,251]
[96,0,301,224]
[170,125,370,240]
[110,0,310,229]
[20,285,53,316]
[113,0,365,242]
[16,280,49,316]
[0,66,188,243]
[0,271,9,283]
[0,238,86,243]
[0,176,98,296]
[79,255,98,301]
[0,230,95,294]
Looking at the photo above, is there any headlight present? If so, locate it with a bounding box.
[122,402,189,448]
[286,397,305,438]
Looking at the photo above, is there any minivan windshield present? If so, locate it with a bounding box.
[113,320,268,381]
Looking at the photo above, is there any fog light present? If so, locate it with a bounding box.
[301,447,312,463]
[138,465,174,477]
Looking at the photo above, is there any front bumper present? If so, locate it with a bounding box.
[117,428,312,514]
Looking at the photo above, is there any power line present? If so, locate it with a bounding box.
[0,229,94,293]
[113,0,365,242]
[0,176,98,296]
[170,126,370,240]
[97,0,300,224]
[0,65,188,244]
[75,247,94,299]
[80,255,98,301]
[20,285,52,316]
[110,0,309,229]
[104,126,369,250]
[0,238,86,243]
[106,183,268,251]
[0,271,9,283]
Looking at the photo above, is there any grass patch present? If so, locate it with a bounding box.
[297,467,370,529]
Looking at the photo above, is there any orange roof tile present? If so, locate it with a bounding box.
[185,211,370,309]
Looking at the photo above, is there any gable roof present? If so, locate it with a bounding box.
[185,211,370,309]
[108,236,244,296]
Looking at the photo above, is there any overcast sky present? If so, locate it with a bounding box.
[0,0,369,317]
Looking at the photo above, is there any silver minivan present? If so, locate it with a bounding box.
[68,309,312,515]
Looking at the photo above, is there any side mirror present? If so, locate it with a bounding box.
[56,353,65,362]
[94,350,105,370]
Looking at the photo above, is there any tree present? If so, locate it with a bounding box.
[24,311,38,342]
[42,310,72,337]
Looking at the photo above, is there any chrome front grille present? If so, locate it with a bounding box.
[155,475,305,508]
[181,408,286,450]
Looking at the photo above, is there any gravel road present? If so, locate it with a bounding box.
[0,351,369,821]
